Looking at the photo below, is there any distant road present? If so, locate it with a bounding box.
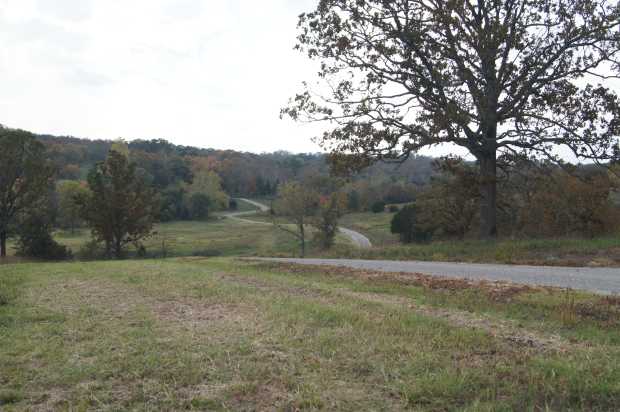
[229,199,372,249]
[254,258,620,295]
[237,198,270,212]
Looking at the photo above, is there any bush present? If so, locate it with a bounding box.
[390,205,432,243]
[77,239,105,260]
[191,249,222,257]
[189,193,210,220]
[388,205,399,213]
[15,216,72,261]
[229,199,238,210]
[371,201,386,213]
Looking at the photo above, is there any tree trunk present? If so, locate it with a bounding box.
[114,238,123,259]
[479,153,498,239]
[299,222,305,258]
[0,230,6,257]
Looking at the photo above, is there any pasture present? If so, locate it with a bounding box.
[1,258,619,410]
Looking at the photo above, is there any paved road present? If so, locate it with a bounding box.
[237,198,270,212]
[228,199,372,249]
[339,228,372,248]
[255,258,620,295]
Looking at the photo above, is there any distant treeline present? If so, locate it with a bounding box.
[38,133,436,198]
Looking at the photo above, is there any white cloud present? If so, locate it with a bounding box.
[0,0,323,152]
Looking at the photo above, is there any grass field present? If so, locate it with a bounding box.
[3,218,356,260]
[1,258,619,410]
[337,212,620,267]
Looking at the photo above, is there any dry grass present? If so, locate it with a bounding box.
[1,258,620,410]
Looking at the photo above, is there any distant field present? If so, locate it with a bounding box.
[2,219,355,260]
[1,258,619,410]
[53,219,300,258]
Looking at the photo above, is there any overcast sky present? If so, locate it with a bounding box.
[0,0,339,153]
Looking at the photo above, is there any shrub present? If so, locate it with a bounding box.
[390,205,432,243]
[77,239,105,261]
[191,249,222,257]
[189,193,210,220]
[15,216,72,261]
[229,199,238,210]
[388,205,399,213]
[371,201,386,213]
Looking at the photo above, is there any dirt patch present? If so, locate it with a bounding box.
[152,299,258,332]
[255,262,540,302]
[216,272,331,301]
[35,279,142,318]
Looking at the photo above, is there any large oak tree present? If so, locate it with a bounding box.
[283,0,620,238]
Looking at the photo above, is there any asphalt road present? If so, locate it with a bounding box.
[228,199,372,249]
[255,258,620,295]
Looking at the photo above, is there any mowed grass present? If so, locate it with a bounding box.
[1,258,620,410]
[4,218,355,260]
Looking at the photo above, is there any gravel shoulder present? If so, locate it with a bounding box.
[253,258,620,295]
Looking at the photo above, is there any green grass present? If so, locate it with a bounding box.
[1,258,619,410]
[337,212,620,266]
[49,219,301,258]
[2,218,356,260]
[334,232,620,266]
[231,198,260,213]
[339,211,400,246]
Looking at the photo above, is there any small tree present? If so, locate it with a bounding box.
[57,180,89,233]
[312,192,347,250]
[78,150,157,259]
[391,205,431,244]
[273,182,318,257]
[0,128,54,257]
[347,190,361,212]
[188,193,210,220]
[371,201,386,213]
[15,213,72,260]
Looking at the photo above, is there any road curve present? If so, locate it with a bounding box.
[230,199,372,249]
[253,258,620,295]
[237,198,270,212]
[339,227,372,249]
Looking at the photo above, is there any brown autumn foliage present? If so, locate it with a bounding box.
[415,158,620,240]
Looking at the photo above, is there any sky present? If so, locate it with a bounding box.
[0,0,335,153]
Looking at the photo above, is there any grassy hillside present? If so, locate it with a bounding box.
[1,258,619,410]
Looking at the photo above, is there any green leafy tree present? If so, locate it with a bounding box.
[391,205,431,244]
[78,150,157,259]
[371,201,386,214]
[57,180,90,233]
[188,193,210,220]
[15,213,72,260]
[284,0,620,239]
[0,128,54,257]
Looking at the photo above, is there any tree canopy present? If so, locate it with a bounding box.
[284,0,620,238]
[78,150,157,259]
[0,128,54,257]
